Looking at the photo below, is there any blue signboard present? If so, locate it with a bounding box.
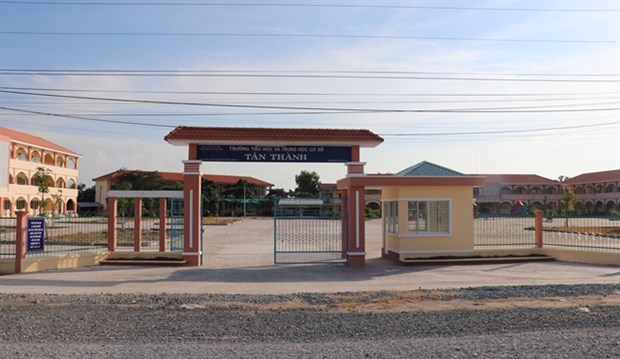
[197,145,352,163]
[27,217,45,251]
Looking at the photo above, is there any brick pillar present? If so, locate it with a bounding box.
[534,209,543,248]
[344,161,367,267]
[107,197,117,251]
[14,211,27,273]
[159,198,167,252]
[183,160,203,266]
[134,197,142,252]
[346,187,366,266]
[341,188,348,259]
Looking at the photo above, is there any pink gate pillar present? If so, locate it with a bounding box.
[183,160,203,266]
[159,198,168,252]
[344,160,367,266]
[107,197,118,251]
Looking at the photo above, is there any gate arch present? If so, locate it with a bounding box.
[164,126,384,266]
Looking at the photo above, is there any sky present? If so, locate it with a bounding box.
[0,0,619,190]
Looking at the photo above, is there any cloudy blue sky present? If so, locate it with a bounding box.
[1,0,619,190]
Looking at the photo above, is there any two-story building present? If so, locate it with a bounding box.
[0,127,81,217]
[565,169,620,214]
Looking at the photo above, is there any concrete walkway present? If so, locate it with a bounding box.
[1,219,619,295]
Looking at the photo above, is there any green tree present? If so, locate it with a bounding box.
[294,170,320,197]
[266,188,288,199]
[33,166,52,215]
[111,169,183,216]
[77,183,96,202]
[560,188,576,226]
[222,179,257,199]
[201,179,221,216]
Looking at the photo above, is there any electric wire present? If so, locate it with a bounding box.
[1,1,617,12]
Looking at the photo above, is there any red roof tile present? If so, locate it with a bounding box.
[0,127,80,156]
[473,174,558,185]
[93,170,273,187]
[565,169,620,184]
[164,126,384,147]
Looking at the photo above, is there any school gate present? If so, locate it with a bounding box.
[273,197,347,264]
[164,126,383,267]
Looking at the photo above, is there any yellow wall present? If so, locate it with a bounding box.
[382,186,475,259]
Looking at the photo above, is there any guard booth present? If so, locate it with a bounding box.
[164,126,384,267]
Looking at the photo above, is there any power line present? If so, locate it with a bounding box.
[0,106,175,128]
[381,121,620,137]
[1,71,618,82]
[3,105,618,137]
[1,70,618,77]
[2,86,617,97]
[0,1,617,12]
[2,90,619,113]
[2,31,617,44]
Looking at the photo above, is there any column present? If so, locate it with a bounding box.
[340,188,348,259]
[344,160,367,266]
[159,198,167,252]
[134,197,142,252]
[345,186,366,266]
[183,160,203,266]
[14,210,27,273]
[107,197,117,251]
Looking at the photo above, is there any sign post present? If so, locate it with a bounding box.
[27,217,45,252]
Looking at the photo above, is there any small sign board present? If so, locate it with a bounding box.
[197,145,352,163]
[27,217,45,251]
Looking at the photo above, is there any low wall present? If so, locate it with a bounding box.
[106,251,183,260]
[542,248,620,266]
[0,252,109,275]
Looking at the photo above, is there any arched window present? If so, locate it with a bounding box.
[44,153,54,165]
[31,151,41,163]
[16,148,28,160]
[56,178,66,188]
[56,157,65,167]
[16,198,27,210]
[16,172,29,185]
[30,199,41,211]
[514,186,527,195]
[67,179,76,189]
[67,159,76,169]
[530,186,542,195]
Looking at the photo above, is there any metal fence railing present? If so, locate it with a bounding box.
[25,216,108,257]
[0,217,17,258]
[115,217,183,252]
[474,214,537,248]
[542,216,620,253]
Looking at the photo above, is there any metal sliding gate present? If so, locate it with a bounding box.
[274,197,348,264]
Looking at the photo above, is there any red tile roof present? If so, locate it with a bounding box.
[473,174,558,185]
[0,127,80,156]
[164,126,384,147]
[565,169,620,185]
[93,170,273,187]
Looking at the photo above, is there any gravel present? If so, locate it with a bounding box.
[1,283,619,358]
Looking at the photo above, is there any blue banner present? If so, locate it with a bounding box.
[27,217,45,251]
[197,145,352,163]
